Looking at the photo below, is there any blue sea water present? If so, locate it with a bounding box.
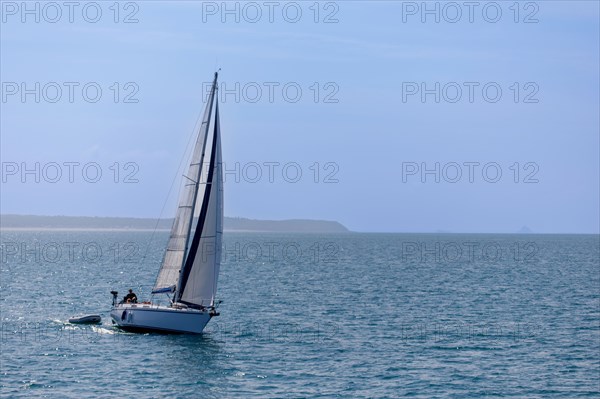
[0,232,598,398]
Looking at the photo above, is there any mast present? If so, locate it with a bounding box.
[174,72,219,302]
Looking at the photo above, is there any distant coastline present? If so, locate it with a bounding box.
[0,214,350,233]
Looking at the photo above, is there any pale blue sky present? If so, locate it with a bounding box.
[1,1,598,233]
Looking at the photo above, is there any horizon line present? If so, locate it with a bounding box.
[1,213,598,235]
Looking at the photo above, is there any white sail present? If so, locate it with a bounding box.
[179,101,223,307]
[152,75,218,294]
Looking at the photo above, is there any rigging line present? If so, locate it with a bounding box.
[139,94,207,270]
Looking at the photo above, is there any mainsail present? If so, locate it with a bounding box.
[152,73,223,308]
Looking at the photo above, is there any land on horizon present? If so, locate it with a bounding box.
[0,214,350,233]
[1,215,588,235]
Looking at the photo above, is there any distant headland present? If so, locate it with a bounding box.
[0,214,350,233]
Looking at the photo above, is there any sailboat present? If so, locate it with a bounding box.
[110,72,223,334]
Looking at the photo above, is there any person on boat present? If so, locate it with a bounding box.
[124,289,138,304]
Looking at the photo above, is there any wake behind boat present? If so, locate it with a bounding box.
[110,72,224,334]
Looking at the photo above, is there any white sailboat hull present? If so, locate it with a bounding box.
[110,304,213,334]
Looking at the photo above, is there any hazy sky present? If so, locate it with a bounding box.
[1,1,598,233]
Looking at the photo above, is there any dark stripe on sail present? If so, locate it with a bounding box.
[179,300,207,309]
[177,101,220,302]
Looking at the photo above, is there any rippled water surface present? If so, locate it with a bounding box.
[1,232,598,398]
